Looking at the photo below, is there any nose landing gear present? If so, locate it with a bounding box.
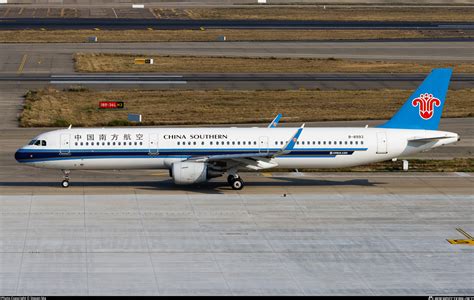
[61,169,70,188]
[227,174,244,190]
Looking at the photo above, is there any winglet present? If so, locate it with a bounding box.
[268,114,282,128]
[276,124,304,156]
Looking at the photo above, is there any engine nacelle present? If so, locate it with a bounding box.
[171,161,222,185]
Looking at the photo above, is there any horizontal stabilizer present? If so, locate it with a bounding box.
[408,136,453,142]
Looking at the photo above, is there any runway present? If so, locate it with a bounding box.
[1,73,473,90]
[3,73,474,83]
[1,18,474,30]
[1,41,474,62]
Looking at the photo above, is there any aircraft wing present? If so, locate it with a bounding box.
[186,124,305,170]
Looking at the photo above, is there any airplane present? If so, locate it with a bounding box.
[15,68,460,190]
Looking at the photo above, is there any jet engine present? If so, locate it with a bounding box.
[171,161,222,185]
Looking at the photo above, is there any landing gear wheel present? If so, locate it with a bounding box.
[231,177,244,190]
[61,169,71,188]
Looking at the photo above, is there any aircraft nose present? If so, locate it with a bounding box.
[15,148,28,162]
[14,149,22,162]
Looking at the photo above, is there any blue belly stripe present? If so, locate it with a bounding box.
[16,147,367,163]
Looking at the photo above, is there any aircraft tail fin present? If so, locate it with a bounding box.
[377,68,452,130]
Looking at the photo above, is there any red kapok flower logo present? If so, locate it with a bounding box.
[411,93,441,120]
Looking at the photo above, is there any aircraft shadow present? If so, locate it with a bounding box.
[0,177,382,195]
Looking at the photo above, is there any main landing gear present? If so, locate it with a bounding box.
[61,169,70,188]
[227,174,244,190]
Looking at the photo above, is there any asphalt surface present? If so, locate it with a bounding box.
[3,73,474,83]
[1,73,473,90]
[2,41,472,89]
[2,41,473,61]
[1,18,474,30]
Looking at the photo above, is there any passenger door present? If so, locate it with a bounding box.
[258,136,269,154]
[376,132,388,154]
[148,133,159,155]
[59,133,71,155]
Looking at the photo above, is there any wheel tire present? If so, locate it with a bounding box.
[231,178,244,190]
[61,180,70,188]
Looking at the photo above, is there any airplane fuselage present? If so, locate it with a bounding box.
[15,127,459,170]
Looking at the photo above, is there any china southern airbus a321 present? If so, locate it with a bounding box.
[15,68,459,190]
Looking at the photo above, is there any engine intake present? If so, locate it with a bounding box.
[171,161,222,185]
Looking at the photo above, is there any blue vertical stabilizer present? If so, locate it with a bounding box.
[377,68,452,130]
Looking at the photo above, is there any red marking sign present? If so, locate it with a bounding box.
[99,101,124,109]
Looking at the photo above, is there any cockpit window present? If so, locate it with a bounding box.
[29,139,46,146]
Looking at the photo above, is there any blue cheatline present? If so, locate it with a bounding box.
[377,68,452,130]
[15,148,368,163]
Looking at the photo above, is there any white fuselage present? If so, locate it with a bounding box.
[15,127,459,170]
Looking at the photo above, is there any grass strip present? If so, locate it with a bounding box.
[19,87,473,127]
[74,53,474,73]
